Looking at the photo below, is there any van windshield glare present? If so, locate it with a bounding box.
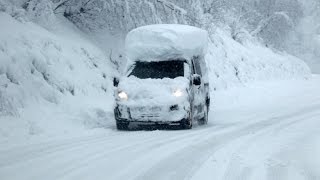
[129,61,184,79]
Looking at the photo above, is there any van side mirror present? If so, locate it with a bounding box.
[192,74,201,86]
[113,77,119,87]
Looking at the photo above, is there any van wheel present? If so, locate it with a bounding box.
[181,112,193,129]
[116,121,129,130]
[198,104,208,125]
[181,118,192,129]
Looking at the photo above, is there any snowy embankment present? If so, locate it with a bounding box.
[0,8,310,141]
[206,29,310,90]
[0,12,115,142]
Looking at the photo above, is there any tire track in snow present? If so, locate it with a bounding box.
[221,105,320,180]
[2,104,320,180]
[40,125,230,180]
[0,134,109,167]
[0,131,140,167]
[136,104,320,180]
[0,125,227,180]
[0,131,176,180]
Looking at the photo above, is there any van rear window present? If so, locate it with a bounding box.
[129,61,184,79]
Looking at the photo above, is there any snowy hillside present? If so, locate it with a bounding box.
[205,29,310,90]
[0,12,115,141]
[1,1,320,180]
[0,3,311,141]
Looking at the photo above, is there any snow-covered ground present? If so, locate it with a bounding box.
[0,5,318,180]
[1,75,320,180]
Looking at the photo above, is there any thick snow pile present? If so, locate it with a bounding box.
[125,24,208,62]
[0,12,115,141]
[205,29,311,90]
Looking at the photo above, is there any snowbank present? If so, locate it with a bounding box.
[0,12,115,141]
[205,29,311,90]
[125,24,208,62]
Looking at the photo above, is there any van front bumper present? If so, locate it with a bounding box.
[114,103,189,123]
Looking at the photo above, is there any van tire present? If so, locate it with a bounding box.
[198,104,208,125]
[181,111,193,129]
[181,119,192,129]
[116,121,129,130]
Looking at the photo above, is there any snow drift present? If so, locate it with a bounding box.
[0,12,115,141]
[205,29,311,90]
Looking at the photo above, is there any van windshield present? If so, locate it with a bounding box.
[129,61,184,79]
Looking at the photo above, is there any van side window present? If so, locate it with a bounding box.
[193,56,202,75]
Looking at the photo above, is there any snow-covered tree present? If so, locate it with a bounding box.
[3,0,314,68]
[24,0,56,28]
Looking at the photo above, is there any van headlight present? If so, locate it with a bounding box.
[173,89,183,97]
[118,91,128,100]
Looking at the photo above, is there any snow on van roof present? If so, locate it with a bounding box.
[125,24,208,62]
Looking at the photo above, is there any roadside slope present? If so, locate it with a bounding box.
[0,12,115,141]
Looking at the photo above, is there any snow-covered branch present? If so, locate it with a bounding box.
[251,11,293,36]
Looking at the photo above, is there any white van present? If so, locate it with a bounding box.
[113,24,210,130]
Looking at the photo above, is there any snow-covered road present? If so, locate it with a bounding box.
[1,75,320,180]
